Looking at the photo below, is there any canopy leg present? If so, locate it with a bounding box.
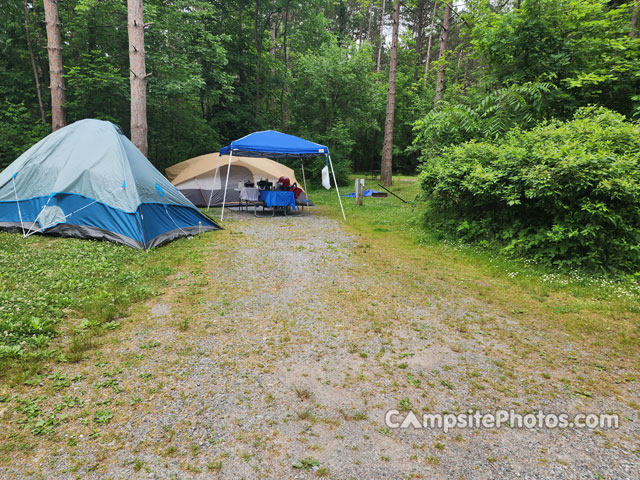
[327,155,346,221]
[301,161,308,193]
[220,151,233,220]
[207,154,222,211]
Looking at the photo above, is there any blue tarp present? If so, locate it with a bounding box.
[220,130,329,159]
[342,190,384,198]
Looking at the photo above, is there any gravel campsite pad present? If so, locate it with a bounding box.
[0,211,638,479]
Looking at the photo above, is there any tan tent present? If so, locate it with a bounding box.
[166,153,310,207]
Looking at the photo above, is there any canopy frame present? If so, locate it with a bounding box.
[217,130,345,221]
[218,150,345,221]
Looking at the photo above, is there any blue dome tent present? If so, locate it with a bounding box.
[0,119,220,249]
[217,130,345,220]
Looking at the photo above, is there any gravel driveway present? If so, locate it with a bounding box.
[1,211,638,479]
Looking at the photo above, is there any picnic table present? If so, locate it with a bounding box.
[239,187,297,216]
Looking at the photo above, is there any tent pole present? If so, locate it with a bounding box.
[220,151,233,220]
[207,154,222,211]
[300,160,308,193]
[327,155,346,221]
[194,178,208,206]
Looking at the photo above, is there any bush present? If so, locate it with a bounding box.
[419,107,640,273]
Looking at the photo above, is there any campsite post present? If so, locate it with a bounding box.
[355,178,364,206]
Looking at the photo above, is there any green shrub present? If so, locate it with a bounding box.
[419,107,640,272]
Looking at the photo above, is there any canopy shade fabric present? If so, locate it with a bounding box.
[0,119,220,249]
[219,130,329,159]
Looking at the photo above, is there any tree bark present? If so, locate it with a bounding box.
[413,0,426,82]
[367,2,373,41]
[433,2,450,106]
[423,1,437,86]
[254,0,262,117]
[280,1,290,130]
[128,0,148,156]
[268,18,277,125]
[24,0,46,123]
[376,0,386,73]
[380,0,400,187]
[631,0,639,38]
[43,0,66,131]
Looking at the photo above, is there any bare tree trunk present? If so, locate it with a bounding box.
[433,2,450,106]
[128,0,148,156]
[43,0,66,131]
[380,0,400,187]
[24,0,46,123]
[423,1,437,87]
[280,1,290,130]
[367,3,373,41]
[631,0,639,38]
[254,0,262,117]
[268,19,277,126]
[376,0,386,73]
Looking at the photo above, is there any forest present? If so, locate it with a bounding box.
[2,0,640,270]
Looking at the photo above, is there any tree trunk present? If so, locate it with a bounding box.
[413,0,425,81]
[43,0,66,131]
[268,19,277,125]
[631,0,639,38]
[128,0,148,156]
[254,0,262,117]
[380,0,400,187]
[24,0,46,123]
[280,1,290,130]
[376,0,386,73]
[423,1,437,86]
[433,2,450,106]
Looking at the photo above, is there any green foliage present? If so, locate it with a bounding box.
[0,234,171,359]
[288,41,385,184]
[3,0,640,187]
[411,82,554,157]
[469,0,640,117]
[292,457,319,470]
[65,53,129,124]
[0,101,48,170]
[419,107,640,272]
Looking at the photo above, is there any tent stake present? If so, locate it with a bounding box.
[327,155,346,221]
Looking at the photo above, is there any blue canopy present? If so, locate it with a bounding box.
[220,130,329,159]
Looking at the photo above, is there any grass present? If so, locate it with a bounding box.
[308,175,640,366]
[0,231,212,382]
